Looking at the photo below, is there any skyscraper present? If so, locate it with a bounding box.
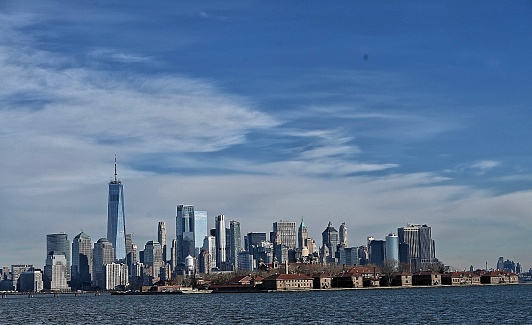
[93,238,115,289]
[397,224,436,271]
[228,220,242,270]
[194,211,208,256]
[143,241,163,283]
[44,252,69,290]
[298,217,308,249]
[215,214,227,269]
[107,158,126,262]
[339,222,348,248]
[385,233,399,262]
[176,204,195,266]
[72,232,92,289]
[158,221,167,262]
[368,238,386,266]
[322,222,339,263]
[273,221,297,249]
[46,233,70,280]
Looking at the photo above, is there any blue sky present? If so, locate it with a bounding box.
[1,1,532,270]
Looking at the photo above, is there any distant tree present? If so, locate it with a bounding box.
[381,259,398,286]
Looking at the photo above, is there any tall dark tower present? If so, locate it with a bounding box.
[107,157,126,262]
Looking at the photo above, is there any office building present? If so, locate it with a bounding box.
[10,264,33,291]
[322,222,339,264]
[93,238,115,289]
[107,158,127,262]
[397,224,436,271]
[158,222,167,262]
[385,233,399,263]
[202,235,216,271]
[72,232,92,289]
[176,204,195,266]
[229,220,242,270]
[143,241,163,283]
[44,252,69,290]
[18,269,43,292]
[273,221,297,249]
[368,238,386,266]
[298,218,308,250]
[215,215,227,268]
[194,211,208,256]
[339,222,348,248]
[46,233,70,281]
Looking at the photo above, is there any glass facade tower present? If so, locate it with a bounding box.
[176,204,195,266]
[107,158,126,262]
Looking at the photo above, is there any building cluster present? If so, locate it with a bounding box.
[210,266,519,293]
[0,161,521,293]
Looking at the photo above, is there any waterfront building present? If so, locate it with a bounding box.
[194,211,208,257]
[215,214,227,269]
[44,252,69,290]
[385,233,399,263]
[71,232,92,289]
[104,263,128,290]
[262,273,313,290]
[46,233,70,280]
[176,204,195,266]
[298,217,308,250]
[339,222,348,248]
[397,224,436,271]
[18,269,43,292]
[229,220,242,270]
[10,264,33,291]
[93,238,115,289]
[158,222,167,263]
[107,158,127,262]
[143,241,164,283]
[322,222,339,264]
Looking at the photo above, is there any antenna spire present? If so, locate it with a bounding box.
[114,155,117,182]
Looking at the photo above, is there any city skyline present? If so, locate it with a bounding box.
[1,2,532,270]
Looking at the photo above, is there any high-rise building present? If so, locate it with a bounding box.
[368,238,386,266]
[247,232,267,249]
[176,204,195,266]
[93,238,115,289]
[104,263,128,290]
[18,269,43,292]
[273,221,297,249]
[322,222,339,264]
[46,233,70,280]
[228,220,242,270]
[72,232,92,289]
[397,224,436,271]
[202,235,216,272]
[385,233,399,262]
[298,217,308,249]
[158,221,167,262]
[143,241,163,283]
[11,264,33,291]
[339,222,348,248]
[170,239,178,272]
[215,215,227,268]
[44,252,69,290]
[194,211,208,256]
[107,158,126,262]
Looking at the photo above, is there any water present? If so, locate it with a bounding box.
[2,285,531,324]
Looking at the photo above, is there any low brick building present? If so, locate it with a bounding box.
[262,273,313,290]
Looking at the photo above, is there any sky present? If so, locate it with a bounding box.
[1,1,532,271]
